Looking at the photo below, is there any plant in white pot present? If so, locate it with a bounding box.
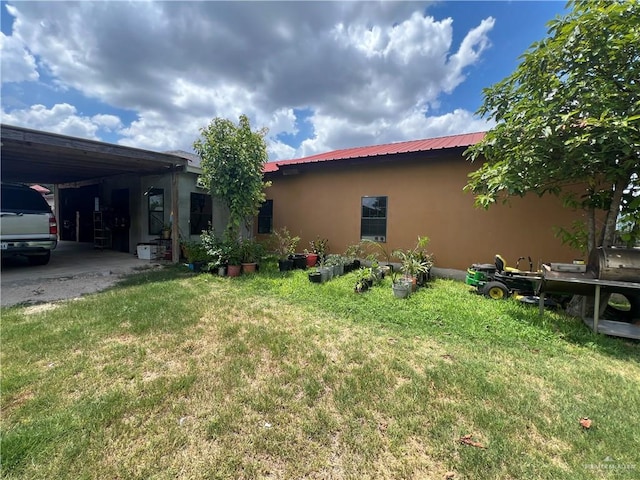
[389,265,411,299]
[393,238,432,292]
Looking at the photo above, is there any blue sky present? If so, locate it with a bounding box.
[1,1,569,161]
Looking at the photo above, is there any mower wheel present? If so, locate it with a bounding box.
[483,281,510,300]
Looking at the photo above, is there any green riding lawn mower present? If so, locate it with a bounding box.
[465,255,567,307]
[467,253,640,321]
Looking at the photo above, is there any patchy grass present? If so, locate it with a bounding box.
[1,265,639,479]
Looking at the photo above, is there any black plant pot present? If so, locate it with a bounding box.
[308,272,322,283]
[291,254,307,270]
[278,259,294,272]
[352,260,361,269]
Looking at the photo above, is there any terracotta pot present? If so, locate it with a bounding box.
[227,264,242,277]
[242,262,257,273]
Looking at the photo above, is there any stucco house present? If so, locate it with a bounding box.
[1,125,585,271]
[257,132,584,271]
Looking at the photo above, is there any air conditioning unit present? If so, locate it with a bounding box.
[362,235,386,242]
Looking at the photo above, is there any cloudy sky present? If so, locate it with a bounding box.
[1,1,568,161]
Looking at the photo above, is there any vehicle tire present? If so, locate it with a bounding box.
[483,281,510,300]
[27,251,51,266]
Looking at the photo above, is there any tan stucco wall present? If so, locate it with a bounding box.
[260,154,586,271]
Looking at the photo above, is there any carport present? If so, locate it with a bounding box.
[1,124,188,262]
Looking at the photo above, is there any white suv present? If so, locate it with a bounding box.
[0,182,58,265]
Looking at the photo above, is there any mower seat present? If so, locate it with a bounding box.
[495,254,520,274]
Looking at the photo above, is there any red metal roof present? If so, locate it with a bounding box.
[264,131,485,173]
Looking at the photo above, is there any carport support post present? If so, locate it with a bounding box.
[171,169,180,263]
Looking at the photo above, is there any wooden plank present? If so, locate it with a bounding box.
[583,318,640,340]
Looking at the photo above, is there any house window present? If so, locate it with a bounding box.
[190,192,212,235]
[148,188,164,235]
[361,196,387,242]
[257,199,273,234]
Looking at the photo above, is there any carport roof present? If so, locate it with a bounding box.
[1,124,188,184]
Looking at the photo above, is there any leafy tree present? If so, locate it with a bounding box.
[465,0,640,255]
[193,114,271,239]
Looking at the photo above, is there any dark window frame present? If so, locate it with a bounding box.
[147,188,164,236]
[257,199,273,234]
[360,195,387,242]
[189,192,212,235]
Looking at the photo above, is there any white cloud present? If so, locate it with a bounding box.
[267,140,296,162]
[0,31,39,83]
[1,2,496,161]
[91,114,122,132]
[1,103,100,139]
[295,109,495,160]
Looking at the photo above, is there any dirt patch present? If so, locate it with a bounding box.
[1,266,161,308]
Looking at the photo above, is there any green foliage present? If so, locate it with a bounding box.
[465,0,640,251]
[193,114,272,238]
[180,240,209,264]
[343,242,366,262]
[200,228,228,267]
[392,236,434,278]
[361,238,393,266]
[240,238,266,263]
[554,220,590,255]
[309,236,329,259]
[270,227,300,259]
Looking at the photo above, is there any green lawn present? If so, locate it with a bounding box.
[1,265,639,479]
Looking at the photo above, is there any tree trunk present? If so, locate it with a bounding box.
[601,177,627,247]
[587,205,596,255]
[566,178,626,318]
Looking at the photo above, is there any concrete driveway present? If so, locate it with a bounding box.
[1,241,165,307]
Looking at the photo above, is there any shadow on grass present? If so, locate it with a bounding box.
[500,297,640,361]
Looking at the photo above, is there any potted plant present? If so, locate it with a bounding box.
[308,270,323,283]
[225,239,243,277]
[344,242,365,272]
[200,228,228,275]
[354,267,373,293]
[325,254,344,277]
[389,265,411,299]
[309,236,329,265]
[271,227,300,272]
[240,238,264,273]
[393,236,433,292]
[161,223,172,240]
[182,240,209,273]
[362,238,393,272]
[305,249,319,268]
